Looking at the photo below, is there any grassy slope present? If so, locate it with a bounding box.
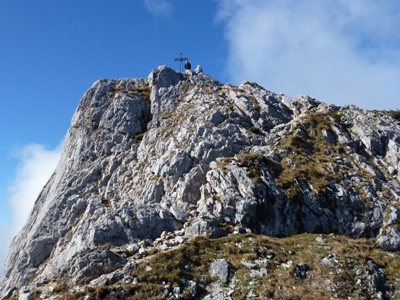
[53,233,400,300]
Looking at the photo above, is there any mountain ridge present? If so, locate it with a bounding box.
[2,66,400,299]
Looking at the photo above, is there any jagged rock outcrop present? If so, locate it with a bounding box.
[1,66,400,298]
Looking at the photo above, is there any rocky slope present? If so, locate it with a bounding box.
[1,66,400,299]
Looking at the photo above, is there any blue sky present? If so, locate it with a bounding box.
[1,0,400,273]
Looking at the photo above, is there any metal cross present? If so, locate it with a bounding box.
[174,53,188,72]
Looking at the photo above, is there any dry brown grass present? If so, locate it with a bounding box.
[57,233,400,299]
[127,234,399,299]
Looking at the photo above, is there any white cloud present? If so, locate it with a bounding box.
[143,0,172,16]
[217,0,400,109]
[0,143,61,275]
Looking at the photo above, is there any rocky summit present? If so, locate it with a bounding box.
[2,66,400,299]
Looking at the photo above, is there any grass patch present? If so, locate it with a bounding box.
[269,112,346,198]
[235,153,281,183]
[129,86,151,102]
[134,132,145,143]
[55,233,400,299]
[216,157,234,170]
[389,109,400,121]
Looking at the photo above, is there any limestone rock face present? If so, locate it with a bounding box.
[1,66,400,296]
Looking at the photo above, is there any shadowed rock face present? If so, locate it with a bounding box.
[1,66,400,296]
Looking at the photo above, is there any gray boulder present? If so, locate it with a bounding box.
[210,259,232,284]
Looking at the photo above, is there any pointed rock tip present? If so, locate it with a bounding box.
[148,65,184,88]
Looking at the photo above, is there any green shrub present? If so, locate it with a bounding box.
[248,126,261,134]
[331,111,341,122]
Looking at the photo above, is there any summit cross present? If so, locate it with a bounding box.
[174,53,188,72]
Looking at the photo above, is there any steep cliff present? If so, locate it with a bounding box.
[2,66,400,299]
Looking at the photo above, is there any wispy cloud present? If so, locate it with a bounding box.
[143,0,173,16]
[217,0,400,109]
[0,143,61,275]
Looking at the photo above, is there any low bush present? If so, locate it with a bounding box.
[248,126,261,134]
